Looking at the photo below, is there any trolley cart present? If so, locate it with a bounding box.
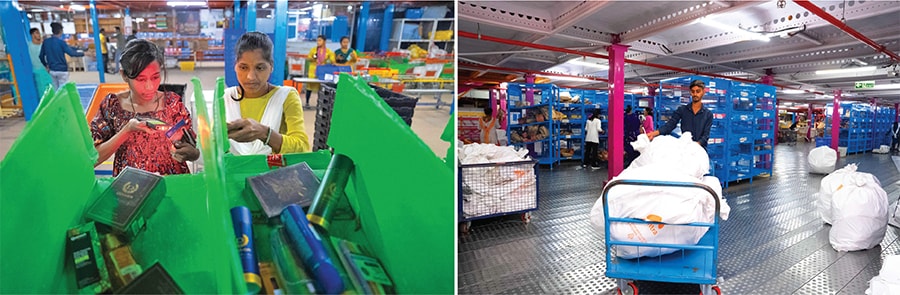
[601,179,722,295]
[458,160,539,234]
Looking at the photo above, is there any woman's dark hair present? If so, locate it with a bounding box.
[340,36,349,43]
[120,39,165,80]
[592,109,601,119]
[625,105,632,114]
[232,31,274,101]
[644,107,653,116]
[317,34,326,41]
[29,28,39,35]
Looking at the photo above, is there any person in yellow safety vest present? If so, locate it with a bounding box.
[479,105,505,145]
[304,35,335,109]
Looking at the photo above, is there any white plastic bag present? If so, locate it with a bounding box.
[829,170,889,251]
[629,132,710,178]
[866,255,900,295]
[589,165,729,259]
[818,164,859,224]
[808,146,837,174]
[889,196,900,228]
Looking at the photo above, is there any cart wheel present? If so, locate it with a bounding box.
[616,282,638,295]
[521,212,532,224]
[460,221,472,234]
[700,286,721,295]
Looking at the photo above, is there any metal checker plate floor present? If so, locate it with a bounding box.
[458,142,900,294]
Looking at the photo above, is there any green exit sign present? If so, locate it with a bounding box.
[855,81,875,89]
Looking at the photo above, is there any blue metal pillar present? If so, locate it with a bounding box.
[379,4,394,52]
[234,0,242,28]
[0,0,38,120]
[246,0,257,32]
[90,0,105,82]
[355,2,370,51]
[272,0,287,85]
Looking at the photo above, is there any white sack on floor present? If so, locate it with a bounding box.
[458,142,530,165]
[629,132,710,179]
[818,164,860,224]
[873,145,891,154]
[808,146,838,174]
[589,165,729,259]
[865,255,900,295]
[827,165,889,251]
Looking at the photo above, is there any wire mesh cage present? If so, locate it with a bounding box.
[458,160,539,222]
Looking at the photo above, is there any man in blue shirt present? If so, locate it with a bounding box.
[648,79,714,149]
[39,22,84,90]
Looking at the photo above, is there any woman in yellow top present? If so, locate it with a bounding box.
[305,34,335,108]
[225,32,310,155]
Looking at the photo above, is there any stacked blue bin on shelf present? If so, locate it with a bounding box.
[874,106,897,147]
[817,102,851,151]
[556,88,587,161]
[820,103,877,154]
[506,83,560,167]
[656,76,776,187]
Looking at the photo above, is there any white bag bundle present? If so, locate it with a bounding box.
[827,166,889,251]
[818,164,860,224]
[889,196,900,228]
[865,255,900,295]
[589,165,729,259]
[629,132,710,178]
[808,146,838,174]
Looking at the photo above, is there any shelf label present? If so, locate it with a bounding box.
[763,112,770,117]
[714,113,726,119]
[739,137,748,143]
[562,120,569,123]
[762,133,769,138]
[740,115,748,120]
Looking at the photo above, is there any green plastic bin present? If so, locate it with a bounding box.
[2,73,454,294]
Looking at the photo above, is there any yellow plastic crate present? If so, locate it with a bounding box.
[179,61,195,71]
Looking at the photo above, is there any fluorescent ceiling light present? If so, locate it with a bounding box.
[546,76,595,83]
[568,59,609,70]
[70,4,85,11]
[814,66,876,75]
[869,84,900,90]
[780,89,807,94]
[167,1,206,7]
[261,3,270,9]
[699,17,769,42]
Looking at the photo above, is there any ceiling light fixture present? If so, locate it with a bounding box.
[70,4,85,11]
[780,89,807,94]
[869,84,900,90]
[261,3,270,9]
[167,1,206,7]
[568,59,610,70]
[546,76,596,83]
[814,66,876,75]
[699,17,770,42]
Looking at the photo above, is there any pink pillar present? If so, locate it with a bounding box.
[490,88,498,120]
[895,103,899,123]
[831,90,841,155]
[607,44,629,181]
[499,90,508,129]
[525,74,536,105]
[871,99,877,149]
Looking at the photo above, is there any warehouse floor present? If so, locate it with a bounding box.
[458,142,900,294]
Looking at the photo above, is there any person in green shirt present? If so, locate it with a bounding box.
[225,31,311,155]
[334,36,358,67]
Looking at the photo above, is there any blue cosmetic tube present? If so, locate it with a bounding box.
[281,204,345,294]
[231,206,262,294]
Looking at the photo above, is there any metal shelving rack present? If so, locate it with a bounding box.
[506,83,559,167]
[390,18,454,52]
[556,88,586,161]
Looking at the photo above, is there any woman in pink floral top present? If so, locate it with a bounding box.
[90,39,199,176]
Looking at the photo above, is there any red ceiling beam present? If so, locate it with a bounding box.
[459,62,675,89]
[794,0,900,62]
[459,30,827,95]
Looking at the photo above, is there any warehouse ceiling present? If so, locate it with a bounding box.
[459,0,900,104]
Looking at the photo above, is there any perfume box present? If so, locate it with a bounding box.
[85,166,166,239]
[247,162,320,218]
[115,262,184,294]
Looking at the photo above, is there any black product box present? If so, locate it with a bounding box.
[84,166,166,239]
[248,162,320,217]
[115,262,184,294]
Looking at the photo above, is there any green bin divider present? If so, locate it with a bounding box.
[1,80,246,293]
[1,83,99,292]
[329,73,453,293]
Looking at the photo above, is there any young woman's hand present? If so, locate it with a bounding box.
[227,118,270,143]
[171,140,200,162]
[122,118,153,134]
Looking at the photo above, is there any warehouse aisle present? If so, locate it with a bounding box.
[458,142,900,294]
